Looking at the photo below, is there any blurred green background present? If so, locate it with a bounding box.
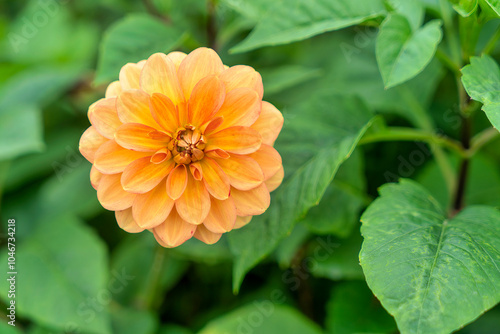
[1,0,500,333]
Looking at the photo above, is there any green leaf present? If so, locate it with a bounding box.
[360,179,500,334]
[325,281,397,334]
[387,0,425,30]
[449,0,479,16]
[159,325,193,334]
[95,14,185,84]
[198,304,322,334]
[461,54,500,131]
[260,65,322,96]
[275,224,310,268]
[228,94,374,292]
[230,0,386,53]
[483,0,500,16]
[0,321,22,334]
[0,215,110,334]
[111,306,158,334]
[376,14,442,88]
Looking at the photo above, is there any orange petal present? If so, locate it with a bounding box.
[199,157,230,200]
[121,156,174,194]
[215,155,264,190]
[140,53,184,105]
[115,208,144,233]
[215,87,260,130]
[178,47,225,100]
[231,183,270,216]
[79,126,108,163]
[88,98,122,139]
[167,51,187,70]
[119,63,143,90]
[115,123,171,152]
[166,164,188,200]
[153,208,196,248]
[205,148,230,159]
[90,165,103,190]
[194,224,222,244]
[188,75,225,126]
[265,165,284,192]
[150,93,179,133]
[202,197,236,233]
[116,89,157,128]
[105,81,122,98]
[132,179,174,229]
[234,215,252,229]
[201,116,224,135]
[94,140,151,174]
[176,171,211,225]
[206,126,261,154]
[219,65,263,99]
[97,173,136,211]
[249,144,282,180]
[189,163,203,181]
[251,101,284,146]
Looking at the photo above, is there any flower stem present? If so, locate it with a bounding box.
[470,127,500,155]
[139,245,166,310]
[207,0,218,50]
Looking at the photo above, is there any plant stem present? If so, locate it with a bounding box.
[142,0,171,24]
[452,115,472,213]
[439,0,462,65]
[482,25,500,55]
[436,48,461,76]
[207,0,218,50]
[470,127,500,155]
[138,245,166,310]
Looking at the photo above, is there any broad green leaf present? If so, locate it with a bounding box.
[461,54,500,130]
[111,307,158,334]
[376,14,442,88]
[275,223,310,268]
[326,281,397,334]
[483,0,500,16]
[387,0,425,30]
[360,179,500,334]
[198,304,322,334]
[0,321,21,334]
[159,325,193,334]
[230,0,386,53]
[95,14,185,84]
[260,65,322,96]
[219,0,275,22]
[0,215,110,334]
[449,0,479,16]
[457,306,500,333]
[228,94,374,292]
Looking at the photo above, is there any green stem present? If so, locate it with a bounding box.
[436,48,461,76]
[138,245,166,310]
[439,0,462,65]
[482,25,500,55]
[470,127,500,154]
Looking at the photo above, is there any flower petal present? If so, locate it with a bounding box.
[265,165,284,192]
[249,144,282,180]
[79,126,108,163]
[115,123,171,152]
[132,179,174,229]
[194,224,222,245]
[166,164,188,200]
[188,75,225,126]
[121,156,175,194]
[116,89,157,128]
[105,81,122,98]
[115,208,144,233]
[167,51,187,70]
[215,155,264,190]
[97,173,136,211]
[94,140,150,174]
[88,98,121,139]
[251,101,284,146]
[150,93,179,134]
[153,208,196,248]
[119,63,142,90]
[176,171,211,225]
[202,197,236,233]
[90,165,103,190]
[199,157,230,200]
[231,183,270,216]
[140,53,184,105]
[178,47,224,100]
[234,215,252,229]
[219,65,263,99]
[206,126,261,154]
[215,87,260,130]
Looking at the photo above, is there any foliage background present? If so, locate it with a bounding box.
[0,0,500,333]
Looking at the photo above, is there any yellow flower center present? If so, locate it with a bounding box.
[168,125,206,165]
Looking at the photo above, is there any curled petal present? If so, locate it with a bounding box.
[206,126,261,154]
[153,209,196,248]
[94,140,150,174]
[265,165,284,192]
[132,179,174,229]
[194,224,222,245]
[97,173,136,211]
[115,208,144,233]
[167,164,188,200]
[90,165,103,190]
[88,98,121,139]
[231,183,270,216]
[219,65,263,99]
[188,75,225,126]
[215,87,260,130]
[249,144,282,180]
[105,81,122,98]
[205,148,230,159]
[150,93,179,133]
[140,53,184,105]
[115,123,170,152]
[215,155,263,191]
[176,172,211,225]
[199,157,230,200]
[119,63,142,90]
[178,47,224,100]
[234,215,252,229]
[167,51,187,70]
[117,89,157,128]
[79,126,108,163]
[251,101,283,145]
[121,156,175,194]
[203,197,236,233]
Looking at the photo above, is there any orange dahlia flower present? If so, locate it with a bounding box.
[79,47,284,247]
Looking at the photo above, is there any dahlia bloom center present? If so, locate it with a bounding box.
[170,125,206,164]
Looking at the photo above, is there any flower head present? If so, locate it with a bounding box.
[80,47,284,247]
